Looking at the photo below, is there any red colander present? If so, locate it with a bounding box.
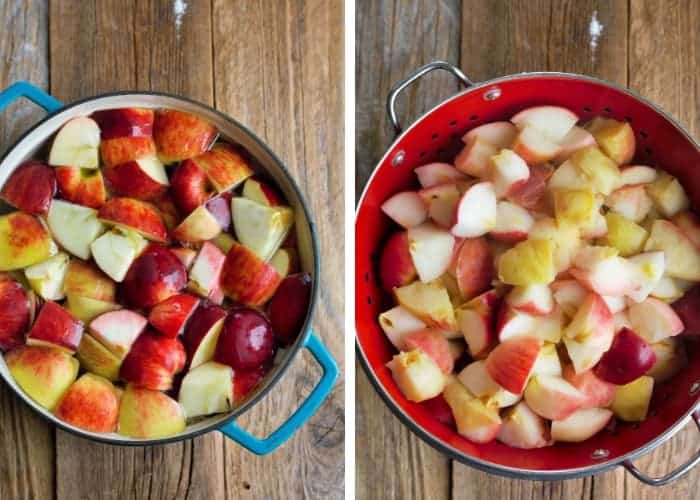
[355,61,700,485]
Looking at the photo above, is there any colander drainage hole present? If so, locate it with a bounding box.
[419,151,427,158]
[591,449,609,460]
[367,296,372,305]
[624,116,633,123]
[583,106,592,113]
[604,107,613,113]
[645,147,653,156]
[640,131,649,138]
[364,272,369,282]
[432,133,439,140]
[469,114,478,121]
[449,120,458,127]
[689,381,700,396]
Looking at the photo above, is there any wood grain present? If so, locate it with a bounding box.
[0,2,54,499]
[356,0,700,499]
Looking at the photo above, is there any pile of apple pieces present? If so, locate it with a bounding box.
[0,107,312,439]
[378,105,700,448]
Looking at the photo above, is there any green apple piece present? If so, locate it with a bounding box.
[90,229,147,282]
[178,361,234,419]
[24,252,70,301]
[231,197,293,261]
[0,212,56,271]
[118,384,186,438]
[47,200,105,259]
[66,294,122,323]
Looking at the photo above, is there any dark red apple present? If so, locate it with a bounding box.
[267,273,311,346]
[204,193,232,231]
[92,108,154,139]
[148,293,200,338]
[182,301,227,368]
[0,161,56,215]
[0,279,30,351]
[234,365,268,402]
[27,300,83,353]
[214,308,275,370]
[119,330,186,391]
[121,244,187,309]
[170,160,215,215]
[220,242,282,307]
[102,160,168,200]
[672,286,700,335]
[379,231,417,292]
[594,328,657,385]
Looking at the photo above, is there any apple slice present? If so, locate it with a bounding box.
[562,364,616,409]
[497,401,550,449]
[23,252,69,301]
[55,166,106,209]
[103,156,169,200]
[554,126,596,163]
[454,137,499,177]
[529,217,582,273]
[442,377,501,443]
[418,184,460,228]
[182,302,226,369]
[414,163,468,188]
[63,259,115,302]
[76,333,122,381]
[620,165,657,186]
[1,161,56,215]
[379,231,417,292]
[387,349,446,402]
[490,201,534,242]
[0,278,31,351]
[524,374,585,420]
[0,212,56,271]
[26,300,82,353]
[118,384,185,438]
[406,222,455,283]
[172,204,222,243]
[455,289,499,358]
[498,238,556,286]
[489,150,530,198]
[563,292,614,373]
[506,284,553,316]
[148,293,200,338]
[55,373,120,433]
[594,327,656,385]
[551,407,613,443]
[450,237,493,300]
[92,107,154,139]
[644,219,700,281]
[403,329,453,374]
[512,125,562,164]
[66,296,121,323]
[671,286,700,334]
[534,307,564,343]
[153,109,217,164]
[551,280,586,317]
[89,309,147,360]
[646,338,688,382]
[381,191,427,228]
[647,171,690,218]
[242,177,284,206]
[485,336,542,394]
[611,375,654,422]
[586,117,636,165]
[496,305,537,341]
[463,121,517,148]
[601,212,648,257]
[267,272,312,346]
[531,342,562,376]
[507,163,553,210]
[651,276,691,302]
[269,248,297,278]
[548,159,588,192]
[378,306,426,351]
[605,185,652,223]
[394,280,457,332]
[570,246,640,296]
[91,228,147,282]
[190,143,253,193]
[99,136,157,167]
[170,159,215,215]
[48,117,101,168]
[450,182,497,237]
[178,361,234,419]
[220,242,282,306]
[47,199,105,260]
[457,360,501,397]
[672,211,700,250]
[188,241,226,299]
[626,251,664,303]
[628,297,684,343]
[569,146,621,196]
[98,197,169,243]
[6,345,79,410]
[119,330,186,391]
[231,197,294,261]
[511,105,578,142]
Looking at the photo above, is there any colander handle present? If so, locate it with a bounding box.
[623,410,700,486]
[218,332,339,455]
[387,60,473,135]
[0,81,63,114]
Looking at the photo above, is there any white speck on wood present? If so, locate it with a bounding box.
[173,0,188,39]
[589,10,604,62]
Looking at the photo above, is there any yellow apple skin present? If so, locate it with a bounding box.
[65,294,122,323]
[6,345,79,410]
[75,334,122,381]
[54,373,120,433]
[646,172,690,218]
[553,189,595,226]
[118,384,186,438]
[587,117,636,165]
[498,239,555,286]
[0,212,55,271]
[611,375,654,422]
[570,146,621,196]
[602,213,648,257]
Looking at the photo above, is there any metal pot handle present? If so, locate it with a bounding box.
[0,81,63,115]
[623,410,700,486]
[386,60,473,135]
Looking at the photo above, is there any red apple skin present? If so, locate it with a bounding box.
[379,231,417,293]
[214,308,275,370]
[404,329,454,373]
[154,110,217,164]
[102,161,167,200]
[246,177,284,206]
[594,328,657,385]
[204,193,232,231]
[148,293,200,338]
[485,336,542,394]
[0,279,30,351]
[170,160,215,215]
[182,301,227,360]
[451,237,493,300]
[54,373,120,432]
[563,364,616,408]
[191,144,253,192]
[507,163,553,211]
[92,108,154,139]
[27,301,83,353]
[55,166,107,209]
[420,394,456,429]
[119,330,186,391]
[220,242,282,307]
[0,161,56,215]
[234,365,268,402]
[151,193,182,231]
[98,197,169,243]
[100,136,157,167]
[122,244,187,309]
[672,286,700,335]
[267,272,312,346]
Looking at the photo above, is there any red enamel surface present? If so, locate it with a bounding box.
[356,74,700,472]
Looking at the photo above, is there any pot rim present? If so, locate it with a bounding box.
[355,70,700,479]
[0,90,320,446]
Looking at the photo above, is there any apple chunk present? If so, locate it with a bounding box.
[511,105,578,142]
[497,401,550,449]
[451,182,497,238]
[24,252,69,301]
[414,163,467,188]
[148,293,200,338]
[498,238,556,286]
[232,197,294,261]
[63,259,116,302]
[451,237,493,300]
[381,191,427,228]
[418,184,460,228]
[119,330,186,391]
[647,172,689,218]
[0,212,55,271]
[188,241,226,299]
[586,117,635,165]
[378,306,426,351]
[103,156,169,200]
[644,219,700,281]
[27,300,83,353]
[407,223,455,283]
[98,197,169,243]
[1,161,56,215]
[47,199,105,260]
[551,408,613,443]
[55,373,120,433]
[183,302,226,369]
[55,166,106,209]
[153,109,217,164]
[190,144,253,193]
[485,336,541,394]
[463,121,517,148]
[491,201,534,243]
[524,374,585,420]
[0,278,31,351]
[442,377,501,443]
[48,117,101,168]
[628,298,684,343]
[562,292,614,373]
[76,333,122,381]
[89,309,148,360]
[178,361,234,419]
[611,375,654,422]
[379,231,417,292]
[387,349,446,402]
[594,327,656,385]
[118,384,186,438]
[90,229,147,283]
[506,284,553,316]
[489,150,530,198]
[220,242,282,307]
[394,280,457,332]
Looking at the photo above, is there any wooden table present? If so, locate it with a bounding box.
[356,1,700,499]
[0,1,344,499]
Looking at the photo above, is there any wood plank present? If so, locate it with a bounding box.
[624,1,700,496]
[49,2,225,499]
[0,2,54,499]
[212,1,345,497]
[355,0,459,498]
[452,1,629,499]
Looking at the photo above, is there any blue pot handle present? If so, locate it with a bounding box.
[219,332,338,454]
[0,81,63,114]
